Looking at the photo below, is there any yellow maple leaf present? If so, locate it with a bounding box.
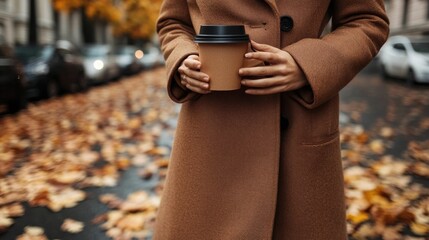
[347,212,370,225]
[410,222,429,236]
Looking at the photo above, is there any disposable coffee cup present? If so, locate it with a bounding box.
[195,25,249,91]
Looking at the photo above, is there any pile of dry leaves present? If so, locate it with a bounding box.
[0,67,428,239]
[0,69,174,238]
[342,126,429,239]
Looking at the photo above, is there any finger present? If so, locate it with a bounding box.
[188,54,199,60]
[185,81,211,94]
[184,75,210,90]
[245,84,287,95]
[184,58,201,70]
[182,67,210,83]
[251,40,281,53]
[239,65,286,77]
[241,76,285,88]
[245,51,283,63]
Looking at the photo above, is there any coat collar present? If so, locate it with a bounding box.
[263,0,280,16]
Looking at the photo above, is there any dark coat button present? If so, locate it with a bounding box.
[280,116,289,129]
[280,16,294,32]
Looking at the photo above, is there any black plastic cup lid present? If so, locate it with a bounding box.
[195,25,249,43]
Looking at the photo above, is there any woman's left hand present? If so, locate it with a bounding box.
[239,40,308,95]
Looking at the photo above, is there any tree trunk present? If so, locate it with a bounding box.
[53,5,59,41]
[81,8,96,44]
[28,0,38,44]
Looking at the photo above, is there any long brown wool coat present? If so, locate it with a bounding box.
[153,0,389,239]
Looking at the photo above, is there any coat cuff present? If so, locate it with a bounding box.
[284,38,357,109]
[165,41,200,103]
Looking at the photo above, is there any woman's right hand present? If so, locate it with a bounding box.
[178,55,211,94]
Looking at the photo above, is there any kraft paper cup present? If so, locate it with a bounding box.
[195,25,250,91]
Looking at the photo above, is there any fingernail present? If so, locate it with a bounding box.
[245,53,251,58]
[203,83,209,88]
[241,80,246,85]
[239,69,243,74]
[203,77,209,81]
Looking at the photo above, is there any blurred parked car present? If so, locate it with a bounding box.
[114,45,143,76]
[0,44,26,112]
[82,45,120,84]
[379,35,429,84]
[15,40,87,99]
[140,44,164,69]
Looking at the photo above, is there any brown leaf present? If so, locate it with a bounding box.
[92,213,108,225]
[101,210,124,229]
[352,223,377,239]
[61,218,84,233]
[47,188,86,212]
[17,226,48,240]
[99,194,123,209]
[29,190,50,207]
[409,141,429,162]
[115,157,130,170]
[371,156,409,177]
[119,191,149,212]
[380,127,394,138]
[355,132,369,144]
[370,139,385,154]
[131,154,149,166]
[0,216,13,232]
[342,150,363,163]
[410,222,429,236]
[410,162,429,178]
[147,147,170,156]
[0,203,25,217]
[382,225,404,240]
[347,212,370,225]
[139,168,154,180]
[154,158,169,168]
[115,213,146,231]
[50,171,86,185]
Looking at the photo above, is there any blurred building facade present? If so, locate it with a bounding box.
[0,0,13,44]
[0,0,54,45]
[0,0,114,46]
[386,0,429,35]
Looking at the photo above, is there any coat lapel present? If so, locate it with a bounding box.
[263,0,280,15]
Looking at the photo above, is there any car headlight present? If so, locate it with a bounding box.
[135,50,144,59]
[32,63,49,74]
[93,60,104,70]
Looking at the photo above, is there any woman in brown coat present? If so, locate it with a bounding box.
[153,0,389,239]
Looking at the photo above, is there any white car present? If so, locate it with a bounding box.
[379,35,429,84]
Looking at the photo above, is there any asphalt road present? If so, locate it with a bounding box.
[341,60,429,158]
[1,61,428,240]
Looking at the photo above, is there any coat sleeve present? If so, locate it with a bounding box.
[156,0,200,103]
[284,0,389,109]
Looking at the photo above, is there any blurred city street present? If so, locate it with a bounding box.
[340,62,429,239]
[1,1,429,239]
[0,62,428,239]
[0,68,177,239]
